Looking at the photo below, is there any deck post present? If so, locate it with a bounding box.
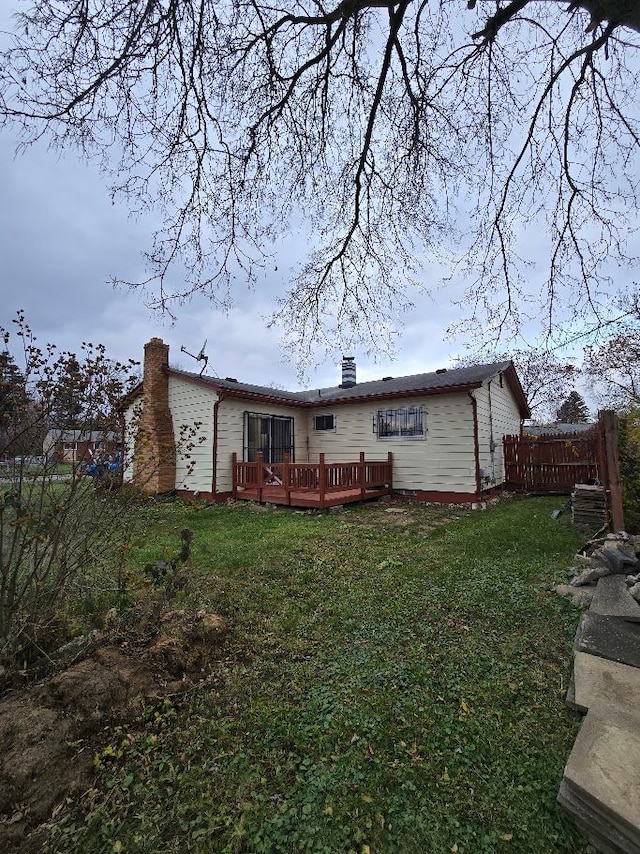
[284,453,291,506]
[257,451,264,503]
[232,452,237,497]
[319,453,327,509]
[387,451,393,491]
[359,452,366,499]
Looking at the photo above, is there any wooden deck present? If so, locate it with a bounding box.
[232,452,393,509]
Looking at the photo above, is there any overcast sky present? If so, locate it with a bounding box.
[0,6,629,404]
[0,118,499,392]
[0,121,478,388]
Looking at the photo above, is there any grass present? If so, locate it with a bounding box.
[48,495,589,854]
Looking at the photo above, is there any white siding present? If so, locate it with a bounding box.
[307,393,477,493]
[127,372,524,497]
[122,398,142,483]
[168,377,217,492]
[216,398,307,493]
[474,377,523,485]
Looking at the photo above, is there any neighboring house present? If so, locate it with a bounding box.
[43,429,122,464]
[123,337,530,504]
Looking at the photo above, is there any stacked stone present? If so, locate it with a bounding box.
[556,535,640,853]
[572,483,606,528]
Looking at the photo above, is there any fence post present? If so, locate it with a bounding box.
[600,410,625,532]
[359,452,365,499]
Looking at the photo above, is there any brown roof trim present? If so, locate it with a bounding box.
[307,381,485,407]
[208,386,309,407]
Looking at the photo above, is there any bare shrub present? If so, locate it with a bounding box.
[0,312,141,672]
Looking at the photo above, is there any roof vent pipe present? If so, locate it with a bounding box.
[340,356,356,388]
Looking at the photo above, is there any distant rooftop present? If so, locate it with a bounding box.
[524,423,595,435]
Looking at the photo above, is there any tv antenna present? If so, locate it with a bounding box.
[180,339,209,376]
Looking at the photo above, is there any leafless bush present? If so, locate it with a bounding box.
[0,312,141,672]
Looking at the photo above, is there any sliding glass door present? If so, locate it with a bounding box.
[244,412,294,463]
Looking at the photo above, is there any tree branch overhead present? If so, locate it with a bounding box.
[1,0,639,364]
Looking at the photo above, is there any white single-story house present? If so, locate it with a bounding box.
[123,337,530,505]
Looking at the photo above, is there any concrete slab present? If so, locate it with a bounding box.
[590,575,640,622]
[567,651,640,716]
[558,779,636,854]
[562,707,640,840]
[566,671,576,710]
[575,613,640,669]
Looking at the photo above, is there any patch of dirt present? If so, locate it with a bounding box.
[0,610,227,852]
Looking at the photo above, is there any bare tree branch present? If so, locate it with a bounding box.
[1,0,639,367]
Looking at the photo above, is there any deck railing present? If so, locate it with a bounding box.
[232,451,392,507]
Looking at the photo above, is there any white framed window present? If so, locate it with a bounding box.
[313,414,336,432]
[63,441,77,452]
[375,406,425,439]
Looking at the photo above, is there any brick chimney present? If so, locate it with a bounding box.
[133,337,176,494]
[340,356,356,388]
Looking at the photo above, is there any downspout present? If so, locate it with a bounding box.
[468,391,482,501]
[212,390,225,499]
[487,380,496,483]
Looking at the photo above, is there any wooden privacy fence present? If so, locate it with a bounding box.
[503,431,599,494]
[503,410,624,531]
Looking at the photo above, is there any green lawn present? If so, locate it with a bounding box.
[49,495,589,854]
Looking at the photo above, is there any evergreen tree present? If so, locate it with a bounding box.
[0,350,26,421]
[0,350,37,457]
[556,391,591,424]
[47,354,84,429]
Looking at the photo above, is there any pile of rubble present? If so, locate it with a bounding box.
[556,534,640,608]
[556,534,640,854]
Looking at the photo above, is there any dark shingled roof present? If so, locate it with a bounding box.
[165,360,530,417]
[294,361,515,402]
[166,370,307,403]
